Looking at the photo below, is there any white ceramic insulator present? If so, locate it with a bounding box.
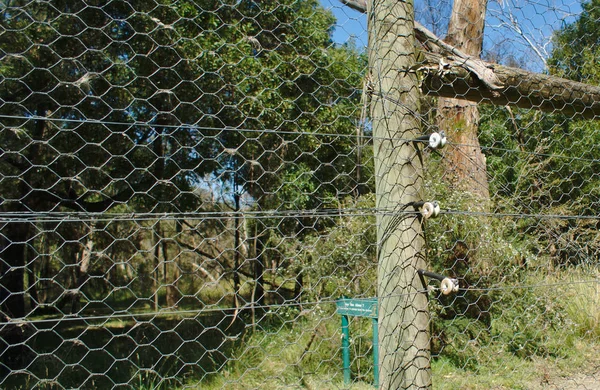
[429,132,442,149]
[440,278,459,295]
[421,202,435,219]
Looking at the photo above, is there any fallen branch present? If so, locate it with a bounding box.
[419,51,600,119]
[193,263,218,284]
[414,22,504,91]
[339,0,600,120]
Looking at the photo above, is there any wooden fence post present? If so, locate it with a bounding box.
[368,0,431,388]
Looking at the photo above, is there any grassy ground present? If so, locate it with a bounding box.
[4,269,599,389]
[196,318,600,390]
[196,269,600,390]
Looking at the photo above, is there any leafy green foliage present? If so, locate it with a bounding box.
[0,2,372,387]
[549,0,600,85]
[0,0,369,315]
[304,195,377,299]
[0,0,367,214]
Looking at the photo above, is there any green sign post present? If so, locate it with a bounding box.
[336,298,379,387]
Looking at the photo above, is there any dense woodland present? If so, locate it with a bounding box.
[0,0,371,320]
[1,0,600,387]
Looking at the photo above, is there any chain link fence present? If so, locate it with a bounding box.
[0,0,599,388]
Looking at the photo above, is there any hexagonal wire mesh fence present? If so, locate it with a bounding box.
[1,0,600,388]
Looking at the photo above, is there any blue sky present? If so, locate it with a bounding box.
[320,0,369,46]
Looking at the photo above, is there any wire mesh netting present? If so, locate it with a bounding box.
[1,0,600,388]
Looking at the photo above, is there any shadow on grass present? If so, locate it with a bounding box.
[0,309,246,389]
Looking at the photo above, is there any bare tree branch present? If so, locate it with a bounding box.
[338,0,367,13]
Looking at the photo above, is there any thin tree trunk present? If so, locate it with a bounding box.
[233,190,241,309]
[253,230,265,308]
[22,228,33,314]
[151,111,168,310]
[37,230,50,305]
[247,152,264,327]
[164,226,181,308]
[250,223,265,330]
[25,244,38,311]
[437,0,489,201]
[163,237,168,287]
[153,224,161,311]
[65,224,93,314]
[0,224,28,318]
[369,0,430,388]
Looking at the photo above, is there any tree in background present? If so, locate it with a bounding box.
[549,0,600,86]
[0,0,368,319]
[473,0,600,267]
[437,0,490,201]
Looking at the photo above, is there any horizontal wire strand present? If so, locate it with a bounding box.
[0,207,598,223]
[3,278,597,327]
[2,113,599,163]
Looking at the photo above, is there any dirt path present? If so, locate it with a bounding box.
[545,370,600,390]
[528,352,600,390]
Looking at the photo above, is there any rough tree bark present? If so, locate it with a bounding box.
[369,0,430,387]
[233,185,242,309]
[437,0,490,201]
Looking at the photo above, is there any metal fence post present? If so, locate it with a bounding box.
[342,314,351,384]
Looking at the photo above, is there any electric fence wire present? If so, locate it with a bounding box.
[0,207,599,223]
[368,89,600,164]
[2,278,597,327]
[1,112,598,164]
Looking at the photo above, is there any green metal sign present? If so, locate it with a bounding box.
[336,298,378,318]
[336,298,379,387]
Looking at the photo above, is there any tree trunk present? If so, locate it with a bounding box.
[62,226,93,314]
[233,191,242,309]
[37,231,50,305]
[151,113,168,310]
[437,0,490,201]
[25,243,38,312]
[153,224,161,311]
[253,231,265,308]
[251,221,265,331]
[0,224,28,319]
[164,227,181,308]
[369,0,430,388]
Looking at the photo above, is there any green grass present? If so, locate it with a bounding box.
[6,268,600,389]
[199,308,376,390]
[192,268,600,389]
